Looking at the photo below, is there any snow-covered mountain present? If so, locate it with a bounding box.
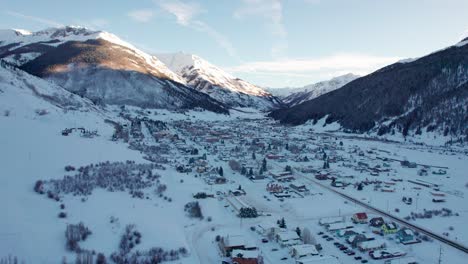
[270,38,468,139]
[157,52,282,110]
[269,73,359,106]
[0,26,228,113]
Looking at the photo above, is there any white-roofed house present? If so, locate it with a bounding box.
[276,230,302,247]
[295,255,341,264]
[290,244,319,259]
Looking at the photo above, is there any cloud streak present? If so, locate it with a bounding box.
[234,0,287,57]
[156,0,238,60]
[127,9,154,23]
[227,53,402,77]
[5,10,63,27]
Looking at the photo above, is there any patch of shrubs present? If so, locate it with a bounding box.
[36,161,164,199]
[193,192,214,199]
[404,208,455,221]
[239,207,258,218]
[110,224,188,264]
[65,222,92,252]
[65,165,76,172]
[184,201,203,219]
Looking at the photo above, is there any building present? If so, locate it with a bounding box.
[319,216,344,226]
[327,222,354,232]
[369,217,385,228]
[337,229,358,238]
[381,222,398,234]
[352,212,368,224]
[290,244,319,259]
[347,233,375,248]
[231,249,261,264]
[396,228,419,244]
[357,239,386,252]
[295,255,341,264]
[276,231,302,247]
[220,234,257,256]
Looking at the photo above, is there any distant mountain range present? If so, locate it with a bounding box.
[268,73,359,107]
[270,37,468,139]
[0,26,281,113]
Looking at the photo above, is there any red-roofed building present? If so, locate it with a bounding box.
[352,212,368,224]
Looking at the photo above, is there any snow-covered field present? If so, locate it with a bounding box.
[1,79,467,264]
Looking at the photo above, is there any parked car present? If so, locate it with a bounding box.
[262,238,269,243]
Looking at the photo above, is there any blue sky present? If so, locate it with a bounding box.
[1,0,468,87]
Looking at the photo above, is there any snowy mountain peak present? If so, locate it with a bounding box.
[158,52,270,97]
[274,73,360,107]
[157,52,282,110]
[156,52,281,110]
[456,36,468,47]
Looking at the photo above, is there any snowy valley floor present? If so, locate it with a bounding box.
[1,106,467,264]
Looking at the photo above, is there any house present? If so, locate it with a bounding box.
[289,184,310,195]
[336,229,358,238]
[357,239,386,252]
[256,222,280,238]
[370,247,406,260]
[327,222,354,231]
[347,233,375,248]
[381,222,398,234]
[352,212,368,224]
[295,255,341,264]
[396,228,418,244]
[369,217,385,228]
[319,217,344,226]
[290,244,319,259]
[276,231,302,247]
[220,234,257,256]
[231,249,261,264]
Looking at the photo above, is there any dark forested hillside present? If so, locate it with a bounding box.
[270,42,468,138]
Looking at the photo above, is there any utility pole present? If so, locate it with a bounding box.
[438,245,442,264]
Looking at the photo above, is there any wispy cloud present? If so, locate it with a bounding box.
[127,9,154,23]
[158,0,203,26]
[227,53,402,77]
[234,0,287,57]
[5,10,63,27]
[156,0,238,60]
[73,18,110,30]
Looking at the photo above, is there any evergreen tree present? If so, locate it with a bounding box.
[279,218,286,228]
[252,152,256,160]
[248,168,253,176]
[241,166,247,175]
[218,166,223,176]
[262,158,267,171]
[296,227,301,237]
